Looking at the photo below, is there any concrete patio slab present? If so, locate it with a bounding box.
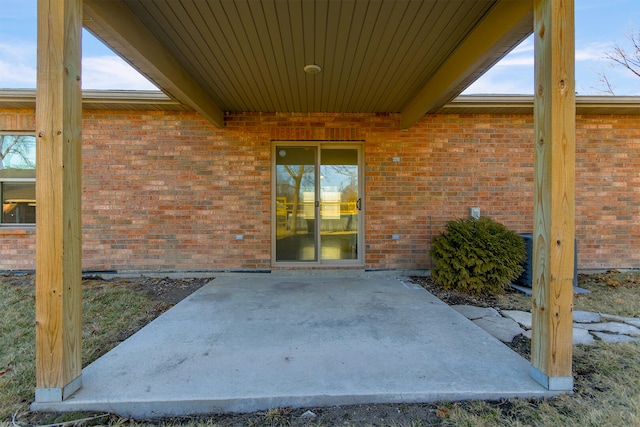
[32,273,557,418]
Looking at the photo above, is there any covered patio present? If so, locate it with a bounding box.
[35,0,577,410]
[32,273,557,418]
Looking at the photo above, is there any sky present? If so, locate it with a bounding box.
[1,0,639,96]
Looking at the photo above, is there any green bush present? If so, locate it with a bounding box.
[430,216,526,296]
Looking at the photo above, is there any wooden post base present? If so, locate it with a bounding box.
[531,366,573,391]
[34,375,82,402]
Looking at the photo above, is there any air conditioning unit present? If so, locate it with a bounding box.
[516,233,577,288]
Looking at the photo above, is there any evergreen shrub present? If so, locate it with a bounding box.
[430,216,526,296]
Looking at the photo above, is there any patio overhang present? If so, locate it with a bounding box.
[80,0,534,129]
[34,0,576,407]
[82,0,225,127]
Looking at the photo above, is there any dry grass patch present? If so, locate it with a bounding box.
[422,269,640,427]
[0,275,170,421]
[445,340,640,426]
[574,270,640,317]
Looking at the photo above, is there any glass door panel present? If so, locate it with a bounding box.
[320,148,359,260]
[275,147,316,261]
[274,144,361,264]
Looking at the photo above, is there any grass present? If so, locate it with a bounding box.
[489,270,640,317]
[1,271,639,426]
[573,271,640,317]
[429,270,640,427]
[445,341,640,426]
[0,275,169,422]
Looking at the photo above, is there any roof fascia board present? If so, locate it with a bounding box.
[1,90,638,115]
[82,0,224,127]
[400,0,533,129]
[80,90,183,106]
[440,95,640,114]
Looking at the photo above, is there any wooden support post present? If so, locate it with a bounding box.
[531,0,575,390]
[35,0,83,402]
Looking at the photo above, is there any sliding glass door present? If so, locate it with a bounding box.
[274,143,362,264]
[274,146,317,261]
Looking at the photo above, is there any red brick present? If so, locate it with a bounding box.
[0,110,638,271]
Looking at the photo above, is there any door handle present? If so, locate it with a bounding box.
[356,198,362,211]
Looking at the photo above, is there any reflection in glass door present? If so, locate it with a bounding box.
[275,147,317,261]
[274,144,361,264]
[320,148,359,260]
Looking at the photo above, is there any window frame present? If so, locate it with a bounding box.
[1,132,36,227]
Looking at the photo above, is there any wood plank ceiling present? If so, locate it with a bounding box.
[83,0,533,127]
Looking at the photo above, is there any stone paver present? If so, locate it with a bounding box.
[573,311,601,323]
[473,316,525,343]
[454,305,640,346]
[574,322,640,336]
[600,313,640,328]
[592,332,639,343]
[573,328,596,345]
[501,310,532,329]
[599,313,625,321]
[452,305,500,320]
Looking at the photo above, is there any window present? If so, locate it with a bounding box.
[1,134,36,225]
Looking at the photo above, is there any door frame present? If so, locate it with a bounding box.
[271,141,365,267]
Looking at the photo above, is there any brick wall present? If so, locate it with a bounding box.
[1,108,638,271]
[575,116,640,268]
[0,228,36,270]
